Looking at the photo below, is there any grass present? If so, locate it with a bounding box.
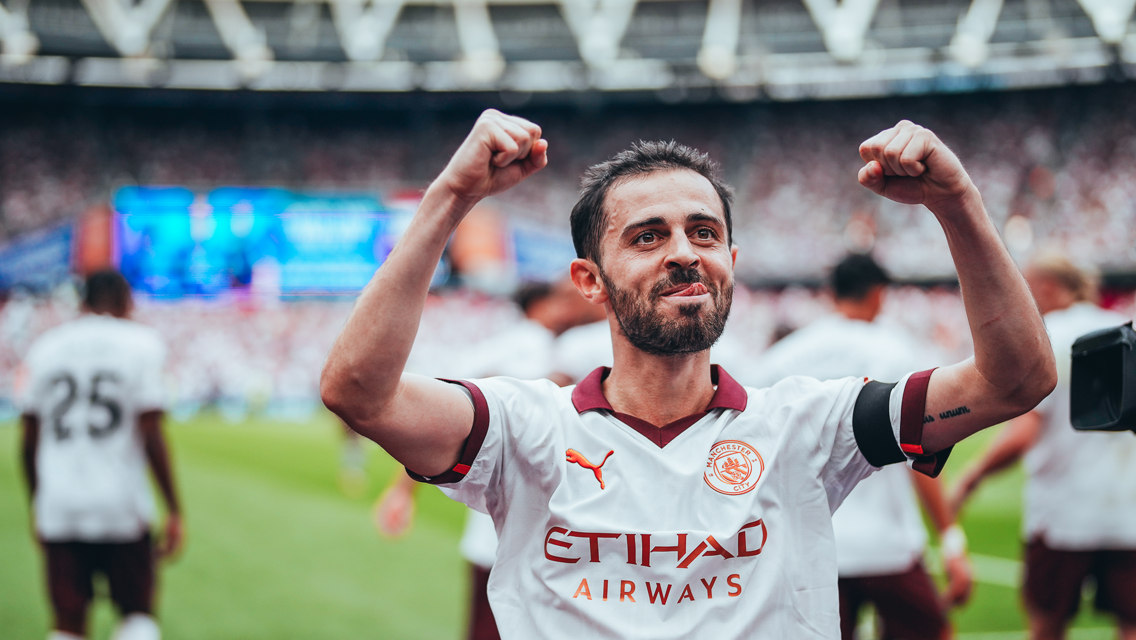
[0,412,469,640]
[0,414,1122,638]
[938,425,1115,637]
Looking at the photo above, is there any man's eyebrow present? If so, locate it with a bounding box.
[686,212,724,227]
[621,212,724,236]
[621,216,667,235]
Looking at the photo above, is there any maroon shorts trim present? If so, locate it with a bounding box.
[838,561,948,640]
[43,533,155,622]
[467,565,500,640]
[1024,537,1136,624]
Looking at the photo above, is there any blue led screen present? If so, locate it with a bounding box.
[115,187,402,296]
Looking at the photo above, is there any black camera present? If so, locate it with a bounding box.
[1071,321,1136,433]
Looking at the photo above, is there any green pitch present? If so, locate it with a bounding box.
[0,414,1119,639]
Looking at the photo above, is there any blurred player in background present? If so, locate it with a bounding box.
[338,422,369,498]
[19,270,182,640]
[375,277,606,640]
[952,252,1136,640]
[751,254,972,640]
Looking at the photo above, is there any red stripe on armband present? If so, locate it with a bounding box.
[900,369,936,455]
[453,464,471,475]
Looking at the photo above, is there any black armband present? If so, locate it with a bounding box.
[852,380,905,467]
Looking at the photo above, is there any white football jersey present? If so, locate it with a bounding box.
[749,315,938,577]
[1024,303,1136,549]
[460,510,499,570]
[453,318,557,568]
[19,314,167,542]
[418,366,925,639]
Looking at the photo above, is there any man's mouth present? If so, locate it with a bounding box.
[662,282,710,297]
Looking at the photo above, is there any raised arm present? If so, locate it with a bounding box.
[320,110,548,477]
[858,121,1057,453]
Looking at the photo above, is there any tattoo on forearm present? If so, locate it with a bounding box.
[923,415,935,424]
[938,406,971,420]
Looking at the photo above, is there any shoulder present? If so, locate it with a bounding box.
[466,376,572,439]
[759,317,873,366]
[766,318,838,351]
[749,323,832,383]
[117,319,166,353]
[749,375,862,409]
[89,318,167,366]
[1047,304,1129,344]
[24,319,82,365]
[556,322,612,352]
[472,376,568,408]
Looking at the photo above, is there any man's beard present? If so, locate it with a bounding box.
[601,266,733,357]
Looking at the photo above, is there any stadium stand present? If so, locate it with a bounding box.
[8,280,1124,414]
[2,83,1136,282]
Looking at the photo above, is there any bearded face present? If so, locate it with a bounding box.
[601,265,733,356]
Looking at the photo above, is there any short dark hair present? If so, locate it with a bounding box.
[83,269,133,317]
[512,281,554,314]
[569,141,734,265]
[832,254,891,301]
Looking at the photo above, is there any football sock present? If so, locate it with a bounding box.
[47,632,85,640]
[111,614,160,640]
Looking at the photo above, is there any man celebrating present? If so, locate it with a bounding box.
[20,270,182,640]
[952,252,1136,640]
[752,254,972,639]
[321,110,1055,638]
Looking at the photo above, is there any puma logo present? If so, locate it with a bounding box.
[566,449,614,490]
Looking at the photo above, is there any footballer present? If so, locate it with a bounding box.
[322,110,1056,638]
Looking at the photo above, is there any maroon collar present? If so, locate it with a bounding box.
[571,365,748,448]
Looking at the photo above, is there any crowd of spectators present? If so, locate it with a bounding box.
[3,84,1136,283]
[4,84,1136,412]
[9,281,1116,415]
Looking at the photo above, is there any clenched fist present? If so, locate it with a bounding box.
[438,109,548,208]
[858,120,978,217]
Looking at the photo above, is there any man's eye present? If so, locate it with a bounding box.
[696,228,714,239]
[636,232,656,244]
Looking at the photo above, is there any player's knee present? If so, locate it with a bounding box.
[111,613,160,640]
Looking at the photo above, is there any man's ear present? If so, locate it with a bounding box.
[731,244,739,268]
[570,259,608,305]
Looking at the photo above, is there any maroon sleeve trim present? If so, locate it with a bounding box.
[406,379,491,485]
[900,368,952,478]
[900,369,935,455]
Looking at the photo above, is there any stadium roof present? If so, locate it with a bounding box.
[0,0,1132,97]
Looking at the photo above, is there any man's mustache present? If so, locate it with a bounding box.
[650,268,712,299]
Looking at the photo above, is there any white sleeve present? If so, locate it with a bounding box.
[424,377,564,518]
[135,335,167,412]
[811,377,879,513]
[407,378,505,516]
[761,376,879,514]
[807,368,952,513]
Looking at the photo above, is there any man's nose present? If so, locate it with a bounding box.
[665,234,700,270]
